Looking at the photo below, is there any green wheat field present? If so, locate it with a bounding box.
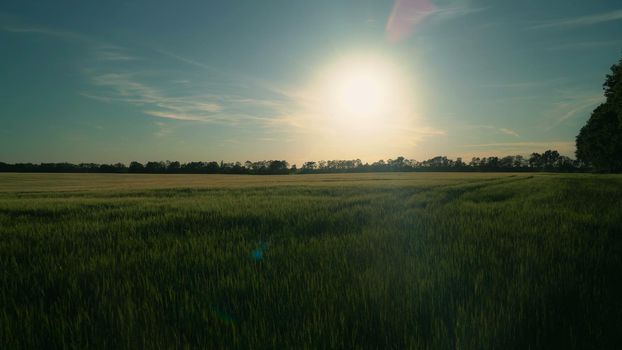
[1,173,621,349]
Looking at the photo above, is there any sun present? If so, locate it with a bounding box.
[301,51,417,153]
[332,68,391,119]
[318,54,404,128]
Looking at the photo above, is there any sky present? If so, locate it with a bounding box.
[1,0,621,165]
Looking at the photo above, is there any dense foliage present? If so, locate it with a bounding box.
[0,150,584,174]
[576,57,622,172]
[1,173,621,348]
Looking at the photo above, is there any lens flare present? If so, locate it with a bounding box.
[386,0,436,43]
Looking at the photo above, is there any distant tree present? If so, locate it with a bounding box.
[423,156,448,168]
[205,161,220,172]
[513,155,526,168]
[479,157,488,167]
[129,161,144,173]
[486,157,499,169]
[499,156,515,168]
[555,156,577,172]
[220,162,234,173]
[166,161,181,172]
[268,160,289,174]
[542,150,560,169]
[576,56,622,172]
[302,162,317,172]
[145,161,166,173]
[113,163,127,172]
[406,159,419,168]
[231,162,243,173]
[99,164,115,173]
[388,156,406,169]
[79,163,99,172]
[371,160,386,171]
[529,153,543,169]
[182,161,206,173]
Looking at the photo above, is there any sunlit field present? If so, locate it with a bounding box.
[1,173,621,348]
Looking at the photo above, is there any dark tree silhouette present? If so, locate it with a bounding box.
[167,161,181,172]
[576,105,622,172]
[0,150,582,174]
[498,156,515,169]
[605,57,622,115]
[129,161,145,173]
[268,160,289,174]
[542,150,560,169]
[145,161,166,173]
[302,162,318,172]
[529,153,543,169]
[576,56,622,172]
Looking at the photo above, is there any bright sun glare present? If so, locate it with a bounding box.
[318,54,406,130]
[333,69,390,118]
[303,52,418,157]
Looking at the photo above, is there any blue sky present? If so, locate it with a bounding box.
[1,0,621,164]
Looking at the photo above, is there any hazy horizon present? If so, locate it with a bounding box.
[2,0,621,165]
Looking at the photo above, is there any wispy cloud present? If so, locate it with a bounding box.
[153,48,216,71]
[92,45,140,61]
[544,91,604,129]
[143,111,214,122]
[154,121,173,137]
[531,9,622,29]
[85,72,233,123]
[4,24,143,63]
[465,125,520,138]
[83,70,297,127]
[547,40,622,51]
[2,24,89,41]
[499,128,519,137]
[479,77,566,90]
[3,20,262,126]
[386,0,485,42]
[402,126,446,136]
[431,3,486,21]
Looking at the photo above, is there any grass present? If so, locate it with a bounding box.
[1,172,621,349]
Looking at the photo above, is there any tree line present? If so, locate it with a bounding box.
[0,150,586,175]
